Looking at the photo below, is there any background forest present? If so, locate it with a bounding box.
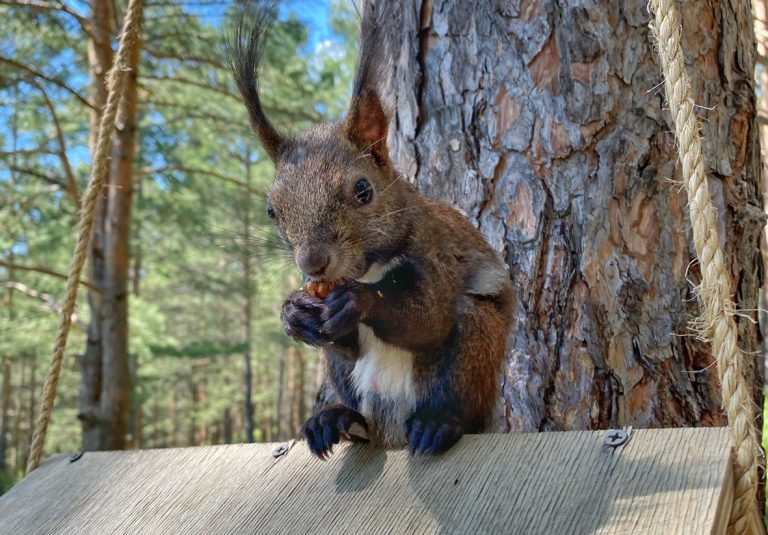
[0,0,357,491]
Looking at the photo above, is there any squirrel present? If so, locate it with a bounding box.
[228,2,514,458]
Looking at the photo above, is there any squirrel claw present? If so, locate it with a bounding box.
[302,405,369,460]
[405,411,464,456]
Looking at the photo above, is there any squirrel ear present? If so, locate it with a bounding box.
[345,87,389,165]
[344,0,390,166]
[227,4,286,163]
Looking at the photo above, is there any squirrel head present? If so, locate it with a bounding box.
[228,2,410,281]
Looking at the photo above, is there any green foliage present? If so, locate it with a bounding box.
[0,0,356,490]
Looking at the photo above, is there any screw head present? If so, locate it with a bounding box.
[603,429,629,447]
[272,440,295,458]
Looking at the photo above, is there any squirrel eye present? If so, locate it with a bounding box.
[266,202,276,219]
[354,178,373,205]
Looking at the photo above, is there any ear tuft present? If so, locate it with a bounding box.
[343,1,392,166]
[225,1,286,163]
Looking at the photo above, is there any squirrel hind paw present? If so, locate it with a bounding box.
[405,411,464,456]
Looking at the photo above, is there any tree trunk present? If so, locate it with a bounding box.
[12,358,25,472]
[286,349,295,436]
[127,353,142,449]
[26,357,35,453]
[241,151,256,444]
[754,0,768,374]
[80,1,142,451]
[170,387,178,447]
[381,0,763,432]
[0,358,11,474]
[222,407,233,444]
[288,347,305,437]
[274,358,285,440]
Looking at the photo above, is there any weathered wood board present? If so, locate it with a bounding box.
[0,428,732,534]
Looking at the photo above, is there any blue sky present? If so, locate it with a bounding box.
[179,0,342,53]
[283,0,340,51]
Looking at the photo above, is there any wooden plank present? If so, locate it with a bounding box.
[0,428,731,534]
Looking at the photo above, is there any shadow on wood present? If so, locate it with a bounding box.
[0,428,732,534]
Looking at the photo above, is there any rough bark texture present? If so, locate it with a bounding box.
[80,1,140,450]
[381,0,764,432]
[755,0,768,368]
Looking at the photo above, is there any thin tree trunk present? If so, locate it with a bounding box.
[12,358,25,472]
[0,358,11,474]
[80,1,142,451]
[80,0,112,449]
[133,397,143,449]
[197,379,207,444]
[289,347,305,437]
[222,407,233,444]
[275,358,285,440]
[127,353,142,449]
[187,378,197,446]
[241,150,255,443]
[170,387,178,446]
[132,174,143,297]
[26,357,35,454]
[286,349,295,436]
[380,0,763,432]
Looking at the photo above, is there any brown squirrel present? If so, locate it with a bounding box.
[228,2,514,457]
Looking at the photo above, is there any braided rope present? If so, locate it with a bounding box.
[25,0,143,474]
[647,0,762,532]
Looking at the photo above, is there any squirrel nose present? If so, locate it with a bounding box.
[298,246,330,277]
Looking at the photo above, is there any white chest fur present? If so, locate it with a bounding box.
[352,325,416,415]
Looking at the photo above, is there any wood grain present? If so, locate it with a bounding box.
[0,428,732,534]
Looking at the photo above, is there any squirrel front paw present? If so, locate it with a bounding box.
[281,291,327,346]
[319,285,368,340]
[405,410,464,455]
[302,405,369,460]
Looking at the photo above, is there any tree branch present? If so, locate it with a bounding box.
[144,46,226,70]
[28,79,81,210]
[0,258,100,292]
[136,165,263,193]
[141,76,322,123]
[7,164,68,189]
[0,147,58,158]
[1,281,87,332]
[0,55,95,110]
[145,98,243,126]
[0,0,90,36]
[142,73,240,101]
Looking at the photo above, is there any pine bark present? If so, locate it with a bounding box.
[754,0,768,368]
[381,0,764,432]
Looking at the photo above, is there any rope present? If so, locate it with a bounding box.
[25,0,143,474]
[647,1,762,532]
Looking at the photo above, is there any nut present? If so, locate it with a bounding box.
[304,279,340,299]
